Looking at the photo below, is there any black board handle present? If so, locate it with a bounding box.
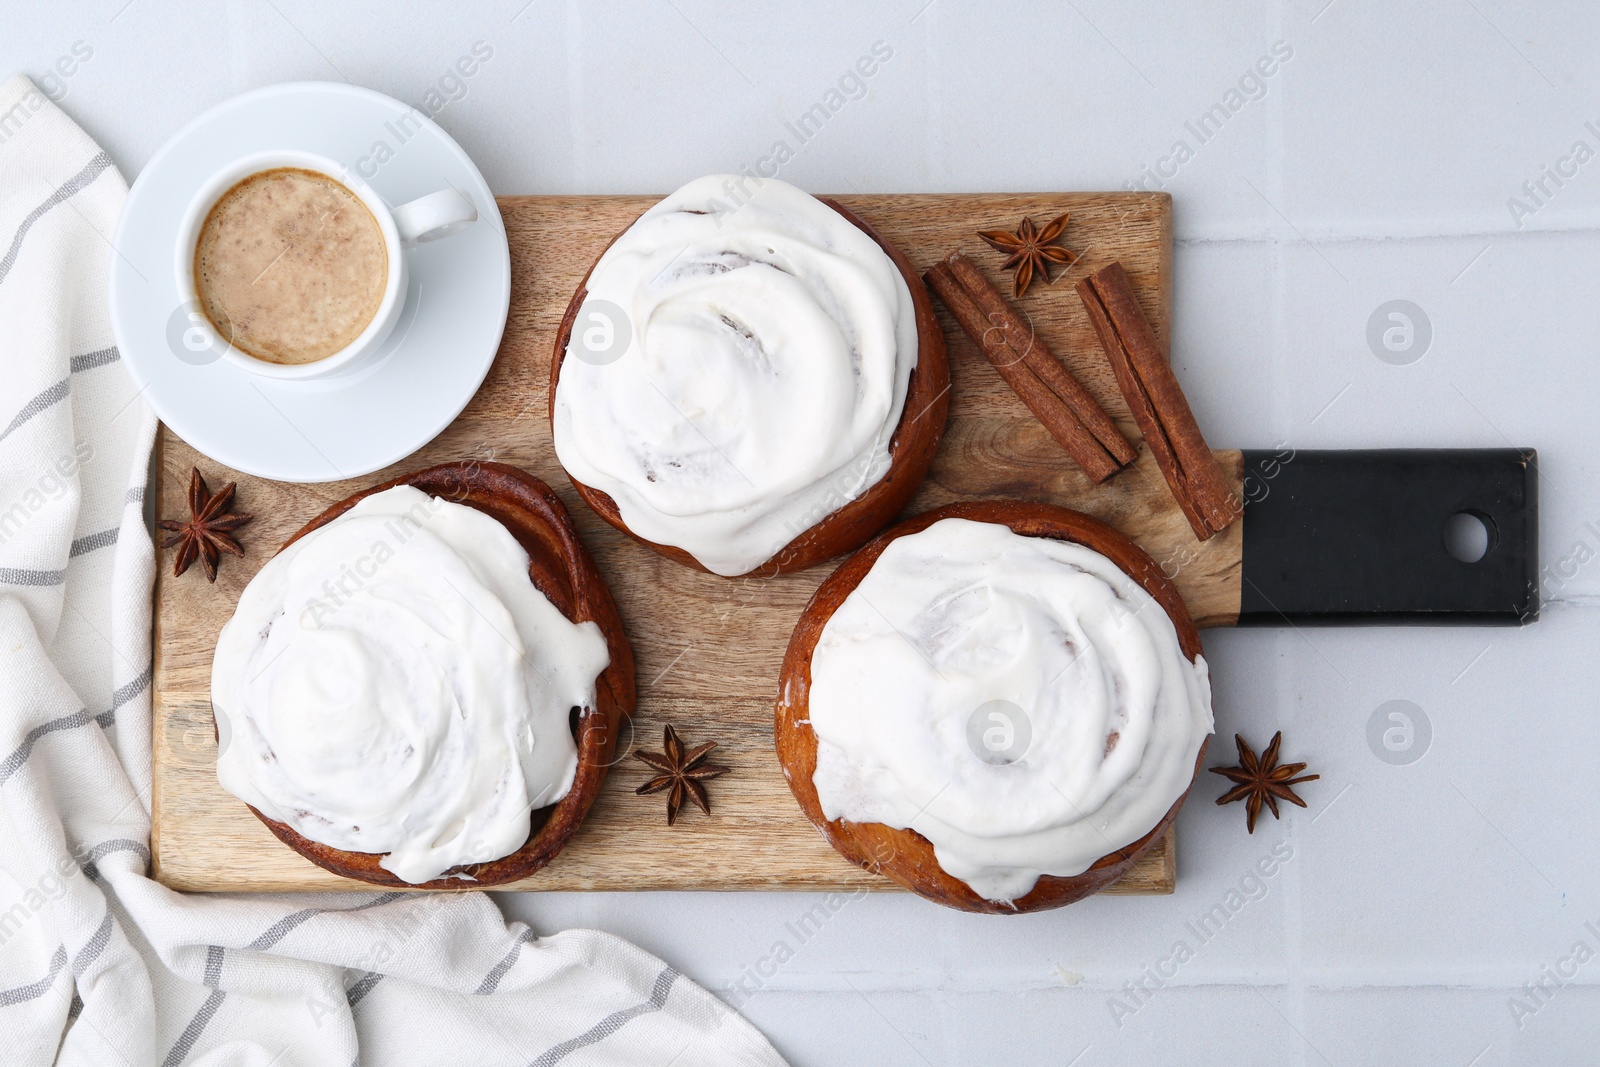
[1237,448,1538,625]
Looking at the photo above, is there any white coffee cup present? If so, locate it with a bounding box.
[173,149,477,381]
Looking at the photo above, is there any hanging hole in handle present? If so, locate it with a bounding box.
[1444,510,1496,563]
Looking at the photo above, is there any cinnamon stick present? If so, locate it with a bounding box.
[943,253,1136,468]
[1076,262,1240,540]
[923,262,1130,483]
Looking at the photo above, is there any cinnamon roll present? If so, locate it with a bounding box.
[211,462,634,888]
[550,175,947,577]
[775,501,1213,913]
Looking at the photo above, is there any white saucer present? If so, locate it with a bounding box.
[110,82,510,483]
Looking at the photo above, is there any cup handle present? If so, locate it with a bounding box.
[392,189,478,244]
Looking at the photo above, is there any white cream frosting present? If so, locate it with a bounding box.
[806,517,1213,903]
[212,486,610,884]
[551,175,917,576]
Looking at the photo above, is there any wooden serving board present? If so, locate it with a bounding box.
[152,191,1242,894]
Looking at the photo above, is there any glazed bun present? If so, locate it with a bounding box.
[214,461,634,889]
[550,177,948,578]
[776,500,1211,914]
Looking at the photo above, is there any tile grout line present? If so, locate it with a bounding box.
[1269,10,1310,1061]
[1174,220,1600,246]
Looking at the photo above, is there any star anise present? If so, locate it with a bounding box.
[1210,731,1319,833]
[977,212,1076,297]
[633,724,729,825]
[157,467,253,582]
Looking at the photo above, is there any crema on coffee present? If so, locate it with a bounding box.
[194,167,388,365]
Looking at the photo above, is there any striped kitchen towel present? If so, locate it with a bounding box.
[0,73,786,1067]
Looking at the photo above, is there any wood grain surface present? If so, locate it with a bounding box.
[152,191,1241,894]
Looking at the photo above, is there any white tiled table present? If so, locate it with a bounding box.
[11,2,1597,1063]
